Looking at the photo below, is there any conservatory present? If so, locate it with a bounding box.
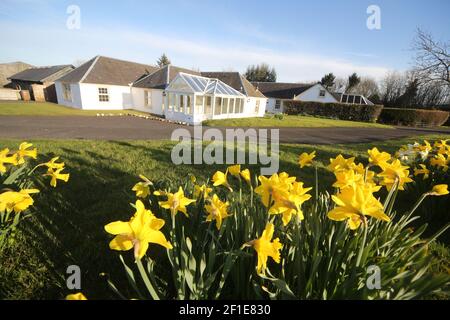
[164,73,247,124]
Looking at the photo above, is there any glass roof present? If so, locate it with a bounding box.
[168,73,245,97]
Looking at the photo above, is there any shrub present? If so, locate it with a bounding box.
[94,145,450,300]
[379,108,449,127]
[283,100,383,123]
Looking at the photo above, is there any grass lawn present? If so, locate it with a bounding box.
[0,134,449,299]
[204,114,392,128]
[0,101,150,117]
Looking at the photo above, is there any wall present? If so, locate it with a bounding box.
[294,84,337,103]
[131,87,164,115]
[266,98,286,114]
[0,88,20,100]
[55,81,83,109]
[78,83,132,110]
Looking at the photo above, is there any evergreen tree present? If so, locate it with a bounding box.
[244,63,277,82]
[156,53,171,67]
[320,73,336,89]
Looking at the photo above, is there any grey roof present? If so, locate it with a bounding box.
[56,56,158,86]
[167,73,245,96]
[251,82,314,99]
[8,64,74,82]
[133,64,200,89]
[201,72,266,98]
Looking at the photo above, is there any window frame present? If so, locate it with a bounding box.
[98,87,109,102]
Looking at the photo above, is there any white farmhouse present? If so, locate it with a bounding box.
[252,82,338,113]
[55,56,268,124]
[55,56,158,110]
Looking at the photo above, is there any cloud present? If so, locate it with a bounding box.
[0,21,391,82]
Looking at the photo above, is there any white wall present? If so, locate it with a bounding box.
[294,84,337,103]
[78,83,132,110]
[266,98,285,114]
[131,87,164,115]
[55,81,83,109]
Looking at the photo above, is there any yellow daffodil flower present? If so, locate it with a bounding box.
[66,292,87,300]
[430,184,449,196]
[298,151,316,168]
[430,154,449,172]
[327,184,390,230]
[378,159,413,191]
[0,148,18,173]
[205,194,230,229]
[240,168,251,184]
[228,164,241,178]
[414,164,430,179]
[327,154,356,172]
[44,167,70,187]
[212,170,232,191]
[368,147,391,167]
[0,189,39,214]
[16,142,37,164]
[42,157,65,170]
[158,186,195,217]
[105,200,172,259]
[193,184,212,199]
[132,174,153,198]
[249,223,283,275]
[269,181,312,225]
[254,173,291,208]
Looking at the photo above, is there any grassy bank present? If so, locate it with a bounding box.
[0,134,448,299]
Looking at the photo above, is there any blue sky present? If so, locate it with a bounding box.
[0,0,449,82]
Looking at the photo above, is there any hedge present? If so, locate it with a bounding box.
[283,100,383,123]
[378,108,449,127]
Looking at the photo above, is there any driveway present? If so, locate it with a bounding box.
[0,116,448,144]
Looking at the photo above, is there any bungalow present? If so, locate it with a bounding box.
[8,64,74,102]
[55,56,158,110]
[56,56,268,124]
[252,82,337,113]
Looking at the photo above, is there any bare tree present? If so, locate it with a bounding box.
[352,77,380,98]
[413,28,450,86]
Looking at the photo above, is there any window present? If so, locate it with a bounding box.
[144,90,152,108]
[275,100,281,110]
[195,95,204,114]
[179,95,185,113]
[98,87,109,102]
[319,90,326,97]
[354,96,361,104]
[222,98,229,114]
[204,96,212,115]
[237,99,244,113]
[229,98,235,114]
[168,93,176,111]
[214,97,222,115]
[347,95,355,104]
[255,100,260,113]
[186,96,192,114]
[341,95,348,103]
[63,83,72,101]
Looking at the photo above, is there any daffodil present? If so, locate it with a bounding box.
[298,151,315,168]
[105,200,172,260]
[254,173,291,208]
[158,186,195,217]
[66,292,87,300]
[44,167,70,187]
[0,189,39,214]
[327,154,355,172]
[0,148,18,173]
[378,159,413,191]
[193,184,212,199]
[430,154,449,172]
[41,157,65,170]
[212,170,232,190]
[269,181,312,225]
[414,164,430,179]
[16,142,37,164]
[132,175,153,198]
[228,164,241,178]
[240,169,251,184]
[430,184,449,196]
[205,194,230,229]
[368,147,391,167]
[249,223,283,274]
[327,184,390,230]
